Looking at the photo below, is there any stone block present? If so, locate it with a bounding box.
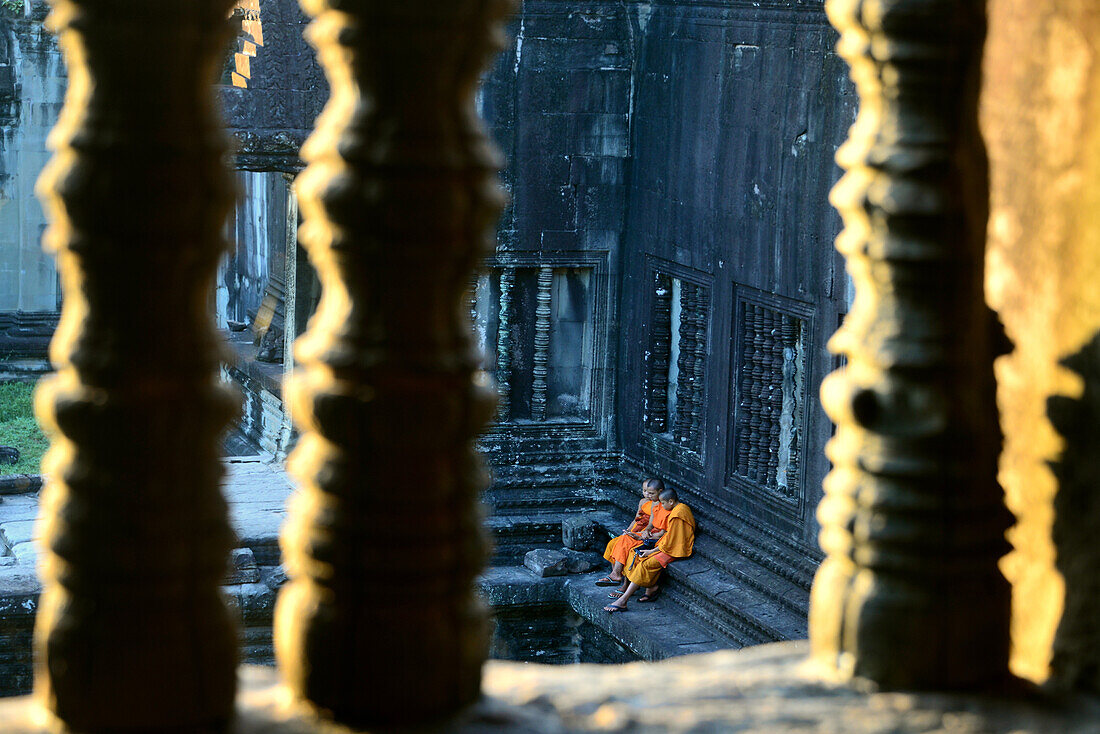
[225,547,260,585]
[524,548,602,577]
[524,549,569,577]
[559,549,600,574]
[561,513,602,551]
[261,565,287,591]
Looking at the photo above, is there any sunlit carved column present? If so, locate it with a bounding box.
[810,0,1012,688]
[33,0,238,729]
[276,0,509,725]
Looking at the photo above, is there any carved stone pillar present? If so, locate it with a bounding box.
[810,0,1012,688]
[648,272,672,433]
[496,266,514,421]
[33,0,238,729]
[275,0,508,725]
[531,265,552,421]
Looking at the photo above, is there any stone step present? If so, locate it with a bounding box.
[565,571,727,660]
[487,507,810,647]
[662,558,807,647]
[484,514,574,564]
[589,515,810,647]
[478,566,725,661]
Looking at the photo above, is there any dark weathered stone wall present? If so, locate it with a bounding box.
[476,0,634,485]
[478,0,853,554]
[220,0,326,172]
[615,1,853,546]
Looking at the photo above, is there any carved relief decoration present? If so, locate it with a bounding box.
[276,0,509,725]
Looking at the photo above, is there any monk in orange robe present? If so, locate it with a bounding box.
[598,477,664,589]
[595,478,665,586]
[604,488,695,611]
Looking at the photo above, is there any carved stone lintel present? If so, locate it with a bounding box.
[34,0,238,729]
[810,0,1012,688]
[532,265,553,421]
[276,0,509,726]
[496,267,514,421]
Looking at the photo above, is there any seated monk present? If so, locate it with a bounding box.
[595,477,664,587]
[604,487,694,612]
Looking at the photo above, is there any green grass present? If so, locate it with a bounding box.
[0,381,48,476]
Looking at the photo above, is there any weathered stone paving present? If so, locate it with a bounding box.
[0,457,294,694]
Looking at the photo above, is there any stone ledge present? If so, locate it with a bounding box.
[2,642,1096,732]
[0,475,41,495]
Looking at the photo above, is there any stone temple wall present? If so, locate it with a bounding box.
[474,1,851,543]
[0,2,63,317]
[475,0,853,650]
[0,0,324,363]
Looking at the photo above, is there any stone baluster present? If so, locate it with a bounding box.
[764,310,784,488]
[690,288,708,452]
[276,0,509,725]
[735,305,755,476]
[33,0,238,729]
[674,282,697,444]
[748,308,769,482]
[531,265,553,421]
[648,272,672,433]
[496,266,515,421]
[811,0,1012,687]
[781,316,802,493]
[468,271,481,329]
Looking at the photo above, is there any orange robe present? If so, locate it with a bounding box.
[603,500,668,566]
[625,503,695,587]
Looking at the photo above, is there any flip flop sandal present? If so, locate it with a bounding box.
[603,605,628,613]
[594,576,621,587]
[608,590,624,598]
[637,589,661,603]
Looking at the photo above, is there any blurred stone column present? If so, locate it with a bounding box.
[275,0,509,726]
[810,0,1012,688]
[33,0,239,729]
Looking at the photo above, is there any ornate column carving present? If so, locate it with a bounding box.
[781,315,802,494]
[648,272,672,433]
[496,266,514,421]
[748,308,768,482]
[810,0,1012,687]
[689,288,708,452]
[531,265,553,421]
[735,305,756,476]
[276,0,508,725]
[674,283,697,445]
[33,0,238,729]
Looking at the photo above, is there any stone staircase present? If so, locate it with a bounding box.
[483,495,811,660]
